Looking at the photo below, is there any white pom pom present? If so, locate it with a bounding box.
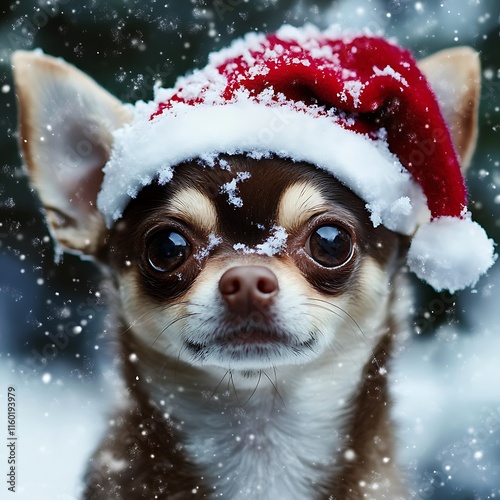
[407,216,497,293]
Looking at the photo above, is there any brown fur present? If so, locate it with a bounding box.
[84,330,210,499]
[327,312,402,497]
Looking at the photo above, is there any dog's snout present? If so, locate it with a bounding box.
[219,266,279,315]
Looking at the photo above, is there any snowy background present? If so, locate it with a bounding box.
[0,0,499,498]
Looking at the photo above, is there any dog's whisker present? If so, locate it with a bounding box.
[229,371,243,406]
[173,341,192,384]
[156,356,171,381]
[241,370,263,407]
[121,304,165,334]
[307,298,366,341]
[308,301,382,370]
[122,301,194,338]
[208,370,231,402]
[262,368,285,408]
[150,313,196,349]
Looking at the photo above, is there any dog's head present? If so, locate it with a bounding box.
[11,35,484,375]
[105,154,404,372]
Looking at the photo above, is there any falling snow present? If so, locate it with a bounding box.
[1,1,500,499]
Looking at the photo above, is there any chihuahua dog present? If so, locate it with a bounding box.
[12,29,481,499]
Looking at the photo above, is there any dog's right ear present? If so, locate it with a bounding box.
[12,51,131,256]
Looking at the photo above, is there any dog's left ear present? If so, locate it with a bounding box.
[418,47,481,172]
[12,51,131,255]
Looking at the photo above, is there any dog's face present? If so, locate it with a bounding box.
[106,155,401,373]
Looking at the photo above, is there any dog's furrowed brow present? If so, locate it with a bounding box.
[276,181,331,232]
[167,187,218,233]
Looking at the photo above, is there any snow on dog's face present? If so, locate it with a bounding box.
[107,155,403,372]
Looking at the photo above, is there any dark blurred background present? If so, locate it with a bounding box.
[0,1,499,498]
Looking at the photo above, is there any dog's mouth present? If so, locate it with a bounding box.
[184,327,318,369]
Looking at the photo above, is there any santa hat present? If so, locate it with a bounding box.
[97,24,495,293]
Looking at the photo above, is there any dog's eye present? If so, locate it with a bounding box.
[307,225,352,268]
[146,230,190,272]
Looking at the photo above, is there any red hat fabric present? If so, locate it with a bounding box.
[152,30,467,221]
[97,24,495,292]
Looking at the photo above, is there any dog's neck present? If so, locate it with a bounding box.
[105,276,408,500]
[134,342,371,499]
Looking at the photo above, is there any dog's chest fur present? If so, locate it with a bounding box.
[142,346,373,499]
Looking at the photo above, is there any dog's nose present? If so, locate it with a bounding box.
[219,266,279,316]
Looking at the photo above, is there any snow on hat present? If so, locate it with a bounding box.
[97,24,495,292]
